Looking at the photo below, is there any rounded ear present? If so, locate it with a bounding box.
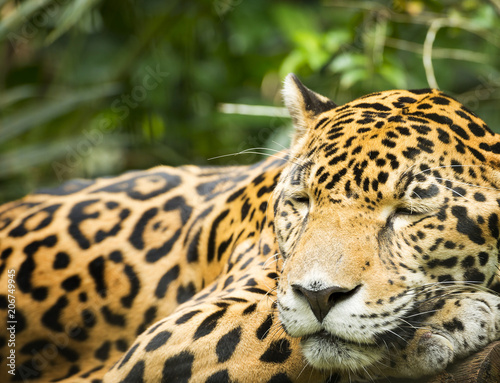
[282,73,337,145]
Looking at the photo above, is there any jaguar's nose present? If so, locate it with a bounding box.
[291,284,360,322]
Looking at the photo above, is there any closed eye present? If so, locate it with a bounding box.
[291,195,310,205]
[386,206,428,229]
[394,207,425,216]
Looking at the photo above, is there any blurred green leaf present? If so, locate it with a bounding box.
[329,53,369,73]
[0,140,74,178]
[460,3,496,29]
[0,0,52,40]
[142,113,165,141]
[0,83,121,143]
[293,30,330,70]
[340,68,370,89]
[323,30,351,53]
[0,85,38,108]
[273,3,319,39]
[279,50,306,78]
[379,63,407,89]
[45,0,102,44]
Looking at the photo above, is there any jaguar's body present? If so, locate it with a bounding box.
[1,74,500,383]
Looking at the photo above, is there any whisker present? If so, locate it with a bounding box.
[411,190,422,201]
[207,150,285,161]
[268,322,287,341]
[207,147,302,166]
[433,177,500,192]
[402,163,417,176]
[263,253,279,268]
[414,290,461,303]
[271,140,290,150]
[440,184,470,200]
[386,329,408,344]
[295,356,312,381]
[259,319,280,340]
[403,309,439,319]
[397,317,431,332]
[414,164,484,177]
[414,280,491,294]
[361,365,376,383]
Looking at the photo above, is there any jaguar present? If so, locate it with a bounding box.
[1,74,500,383]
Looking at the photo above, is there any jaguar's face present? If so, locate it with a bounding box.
[273,75,500,371]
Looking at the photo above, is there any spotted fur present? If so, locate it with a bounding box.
[1,74,500,383]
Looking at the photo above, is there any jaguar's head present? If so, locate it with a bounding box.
[273,74,500,373]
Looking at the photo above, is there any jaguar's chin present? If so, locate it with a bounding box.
[301,331,382,371]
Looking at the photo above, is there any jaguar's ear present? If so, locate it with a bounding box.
[283,73,337,146]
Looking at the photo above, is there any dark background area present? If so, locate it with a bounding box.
[1,0,500,203]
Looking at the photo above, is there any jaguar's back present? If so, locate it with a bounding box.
[0,160,293,382]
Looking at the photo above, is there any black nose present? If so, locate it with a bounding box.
[292,284,359,323]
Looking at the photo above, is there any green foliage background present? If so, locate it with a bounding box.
[1,0,500,203]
